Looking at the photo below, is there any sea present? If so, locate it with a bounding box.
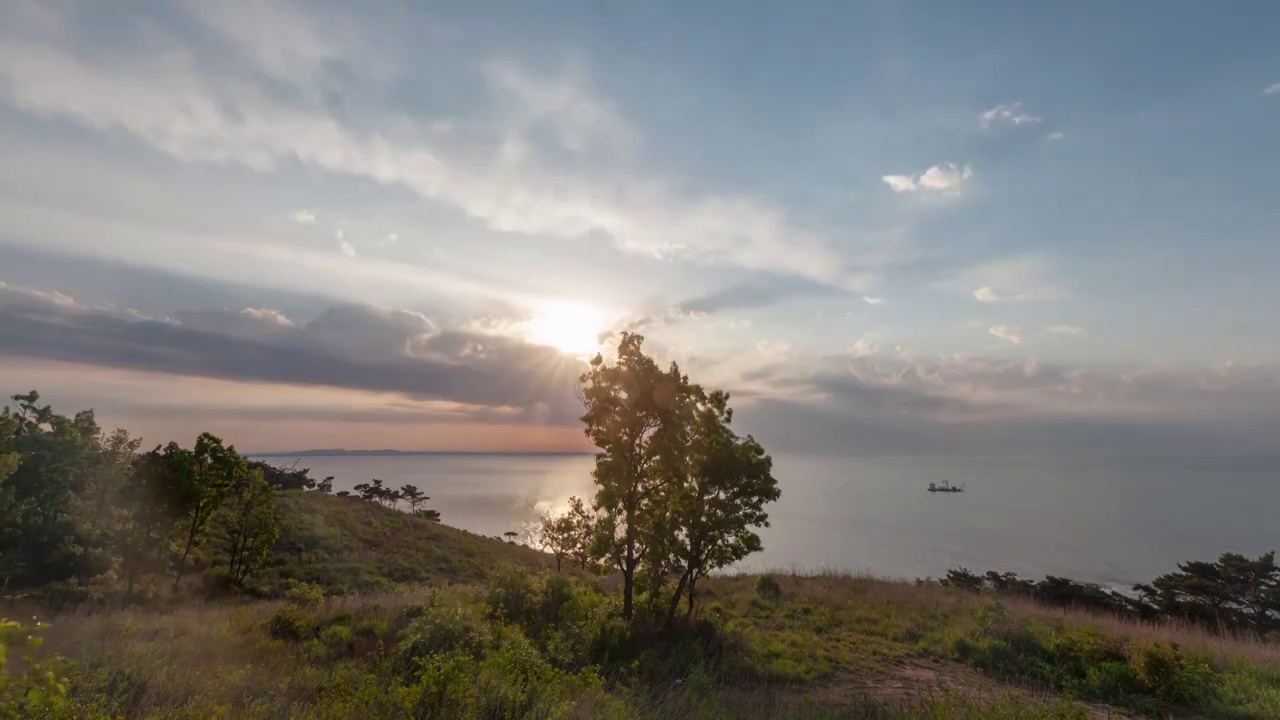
[259,453,1280,590]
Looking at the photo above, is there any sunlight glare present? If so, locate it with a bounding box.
[527,302,607,357]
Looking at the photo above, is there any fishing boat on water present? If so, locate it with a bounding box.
[927,481,965,493]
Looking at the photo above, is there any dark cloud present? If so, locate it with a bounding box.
[0,292,584,424]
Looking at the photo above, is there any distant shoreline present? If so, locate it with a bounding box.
[247,449,596,458]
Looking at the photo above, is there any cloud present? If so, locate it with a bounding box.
[0,285,586,424]
[1046,132,1066,141]
[293,209,316,224]
[973,286,1000,303]
[339,241,356,258]
[1045,325,1083,335]
[1264,83,1280,95]
[863,296,884,305]
[936,255,1064,302]
[720,350,1280,456]
[882,164,972,195]
[850,338,880,358]
[0,0,853,289]
[989,326,1023,345]
[881,175,918,192]
[980,102,1042,129]
[481,60,637,155]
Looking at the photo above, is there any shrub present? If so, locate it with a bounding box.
[284,580,325,608]
[395,597,490,675]
[1129,642,1217,706]
[485,566,538,625]
[268,605,315,642]
[0,617,76,718]
[754,574,782,604]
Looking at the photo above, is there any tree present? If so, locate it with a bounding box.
[1136,552,1280,636]
[580,333,698,620]
[503,531,519,544]
[664,390,779,620]
[415,508,441,522]
[0,392,103,589]
[400,484,427,513]
[162,433,245,593]
[538,512,577,572]
[354,478,400,508]
[114,451,178,599]
[216,468,280,587]
[563,496,597,570]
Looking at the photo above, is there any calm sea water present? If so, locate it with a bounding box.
[268,453,1280,589]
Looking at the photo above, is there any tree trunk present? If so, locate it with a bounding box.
[667,567,692,621]
[685,574,699,619]
[622,512,636,620]
[623,562,635,621]
[172,510,203,593]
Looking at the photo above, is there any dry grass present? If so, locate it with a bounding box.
[1004,594,1280,669]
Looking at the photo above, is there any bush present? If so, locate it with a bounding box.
[485,566,538,625]
[1129,642,1217,706]
[284,580,325,608]
[395,596,490,675]
[1,617,76,718]
[754,574,782,604]
[268,605,315,642]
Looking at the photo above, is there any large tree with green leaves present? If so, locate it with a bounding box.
[159,433,247,592]
[665,389,779,620]
[580,333,699,620]
[216,468,280,587]
[0,392,104,589]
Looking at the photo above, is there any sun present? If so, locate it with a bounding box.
[527,302,606,357]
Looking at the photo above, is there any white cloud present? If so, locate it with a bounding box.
[882,164,972,195]
[293,209,315,224]
[973,286,1000,303]
[980,102,1042,129]
[1045,324,1083,335]
[1046,132,1066,141]
[386,233,398,244]
[850,338,880,358]
[339,241,356,258]
[862,295,884,305]
[937,255,1064,302]
[989,326,1023,345]
[0,0,854,290]
[880,175,918,193]
[1264,83,1280,95]
[481,60,637,155]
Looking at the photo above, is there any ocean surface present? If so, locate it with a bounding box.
[264,453,1280,589]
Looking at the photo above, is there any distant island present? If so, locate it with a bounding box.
[246,448,595,458]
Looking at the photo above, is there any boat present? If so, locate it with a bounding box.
[927,481,965,493]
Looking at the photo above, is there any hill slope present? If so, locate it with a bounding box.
[266,491,552,594]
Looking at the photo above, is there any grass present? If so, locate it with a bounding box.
[6,496,1278,719]
[264,492,553,595]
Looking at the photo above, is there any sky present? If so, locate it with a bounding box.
[1,0,1278,456]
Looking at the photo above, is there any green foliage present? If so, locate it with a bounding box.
[951,599,1225,714]
[284,580,326,608]
[952,551,1280,637]
[269,605,316,642]
[0,617,75,717]
[214,467,280,588]
[579,334,780,622]
[395,594,491,673]
[755,575,782,604]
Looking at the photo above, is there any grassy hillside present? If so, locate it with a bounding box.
[265,491,552,594]
[9,496,1278,720]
